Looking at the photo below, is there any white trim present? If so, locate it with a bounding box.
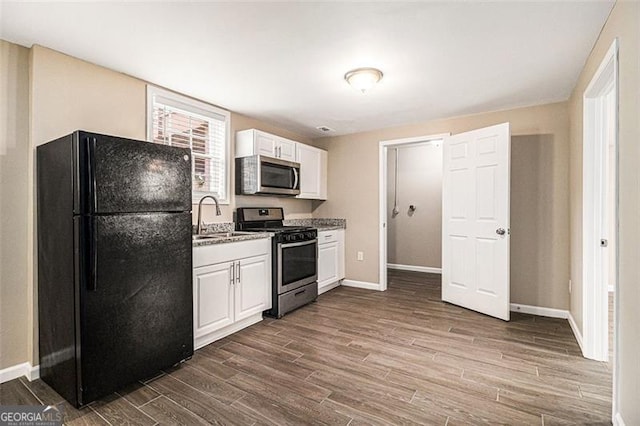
[608,284,615,292]
[318,280,341,295]
[582,38,618,363]
[342,279,382,291]
[387,263,442,274]
[568,312,585,354]
[28,365,40,381]
[0,362,39,384]
[379,133,449,295]
[613,412,626,426]
[509,303,568,319]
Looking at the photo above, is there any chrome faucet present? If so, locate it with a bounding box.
[196,195,222,235]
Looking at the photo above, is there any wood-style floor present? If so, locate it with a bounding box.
[1,270,612,425]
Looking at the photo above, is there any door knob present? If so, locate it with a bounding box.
[496,228,506,236]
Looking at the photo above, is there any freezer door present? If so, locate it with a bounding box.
[78,212,193,405]
[77,132,192,214]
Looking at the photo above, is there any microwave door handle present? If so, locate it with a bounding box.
[293,167,299,190]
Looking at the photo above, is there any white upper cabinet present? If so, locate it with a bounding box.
[296,143,328,200]
[236,129,297,161]
[236,128,328,200]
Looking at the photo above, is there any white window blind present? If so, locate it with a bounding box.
[146,86,230,203]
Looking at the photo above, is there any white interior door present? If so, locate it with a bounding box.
[442,122,511,320]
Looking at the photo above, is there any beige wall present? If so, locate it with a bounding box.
[386,144,442,269]
[313,102,570,310]
[21,45,314,365]
[567,1,639,422]
[0,41,30,369]
[510,134,567,309]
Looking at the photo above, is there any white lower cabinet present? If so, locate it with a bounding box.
[317,229,345,294]
[193,239,271,349]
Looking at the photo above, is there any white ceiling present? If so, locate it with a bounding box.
[1,1,613,137]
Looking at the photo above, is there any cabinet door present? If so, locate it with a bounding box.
[194,262,234,339]
[277,137,297,161]
[296,144,327,200]
[255,131,277,157]
[318,242,339,289]
[235,254,270,321]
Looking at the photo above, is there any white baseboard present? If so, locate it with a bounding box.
[568,311,584,354]
[342,279,381,291]
[387,263,442,274]
[318,280,341,295]
[0,362,39,384]
[510,303,569,319]
[614,412,626,426]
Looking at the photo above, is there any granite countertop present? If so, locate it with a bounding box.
[192,218,345,247]
[192,221,272,247]
[192,232,272,247]
[284,218,346,231]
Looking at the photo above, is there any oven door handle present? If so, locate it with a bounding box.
[278,238,317,249]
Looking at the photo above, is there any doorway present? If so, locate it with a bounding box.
[386,142,443,275]
[581,38,618,419]
[379,134,448,292]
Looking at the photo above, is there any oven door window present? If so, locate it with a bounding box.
[281,242,317,286]
[261,162,295,189]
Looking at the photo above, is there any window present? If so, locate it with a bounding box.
[146,85,230,203]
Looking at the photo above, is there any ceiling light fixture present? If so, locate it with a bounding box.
[344,67,383,94]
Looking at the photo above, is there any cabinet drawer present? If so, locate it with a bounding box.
[318,230,338,244]
[193,238,270,268]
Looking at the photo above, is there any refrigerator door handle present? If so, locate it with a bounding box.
[87,137,98,213]
[88,217,98,291]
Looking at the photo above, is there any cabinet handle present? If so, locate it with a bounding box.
[230,263,235,285]
[236,261,241,283]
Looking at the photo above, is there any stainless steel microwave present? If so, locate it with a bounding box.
[235,155,301,196]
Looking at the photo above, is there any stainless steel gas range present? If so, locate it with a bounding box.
[236,207,317,318]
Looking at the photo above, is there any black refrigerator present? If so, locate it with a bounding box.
[37,131,194,407]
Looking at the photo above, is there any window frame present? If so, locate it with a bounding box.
[146,85,231,205]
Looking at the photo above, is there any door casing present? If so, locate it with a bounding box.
[378,134,449,291]
[581,38,618,422]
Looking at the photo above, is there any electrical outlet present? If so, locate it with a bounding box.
[357,251,364,261]
[569,279,572,294]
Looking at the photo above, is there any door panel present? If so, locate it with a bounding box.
[318,242,339,288]
[277,138,297,161]
[442,123,510,321]
[79,212,193,404]
[235,255,269,321]
[81,132,192,214]
[194,262,234,334]
[296,144,321,198]
[256,132,276,156]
